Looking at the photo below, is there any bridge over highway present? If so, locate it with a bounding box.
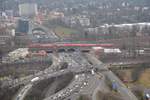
[106,60,150,70]
[84,53,138,100]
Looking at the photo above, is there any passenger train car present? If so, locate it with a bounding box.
[28,43,114,53]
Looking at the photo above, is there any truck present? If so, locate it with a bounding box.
[111,80,118,92]
[91,69,95,75]
[31,77,39,82]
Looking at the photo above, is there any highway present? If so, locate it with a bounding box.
[2,54,58,88]
[14,52,91,100]
[92,74,110,100]
[10,66,70,88]
[13,69,71,100]
[43,52,92,100]
[14,84,33,100]
[12,52,140,100]
[13,51,139,100]
[44,74,87,100]
[12,21,68,97]
[14,53,137,100]
[58,52,92,72]
[13,54,69,100]
[6,49,141,100]
[85,53,138,100]
[69,74,104,100]
[6,18,115,100]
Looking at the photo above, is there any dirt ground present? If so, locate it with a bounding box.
[138,68,150,88]
[113,68,150,88]
[113,67,150,100]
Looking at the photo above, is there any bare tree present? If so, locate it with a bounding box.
[96,91,124,100]
[77,94,90,100]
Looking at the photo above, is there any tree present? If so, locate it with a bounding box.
[0,50,2,63]
[131,25,138,37]
[96,91,124,100]
[84,31,88,38]
[132,66,144,82]
[77,94,90,100]
[108,25,118,39]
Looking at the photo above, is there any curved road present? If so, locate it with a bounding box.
[85,53,138,100]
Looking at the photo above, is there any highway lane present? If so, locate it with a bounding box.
[13,51,137,100]
[13,52,91,100]
[58,52,92,72]
[2,54,60,88]
[13,69,70,100]
[66,72,106,100]
[92,74,110,100]
[9,52,87,87]
[43,74,87,100]
[85,53,138,100]
[14,84,33,100]
[11,51,137,100]
[13,54,68,100]
[68,74,101,100]
[43,52,92,100]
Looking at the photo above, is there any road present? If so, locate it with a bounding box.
[13,69,71,100]
[2,54,58,88]
[13,52,139,100]
[29,21,60,42]
[44,74,87,100]
[13,54,63,100]
[67,74,103,100]
[58,52,92,72]
[92,74,109,100]
[43,52,92,100]
[85,53,138,100]
[14,52,91,100]
[13,84,33,100]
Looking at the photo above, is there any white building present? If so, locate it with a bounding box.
[19,3,38,17]
[78,17,90,26]
[87,27,99,33]
[104,48,121,54]
[48,11,64,19]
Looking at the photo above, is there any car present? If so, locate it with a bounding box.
[83,82,88,86]
[60,70,64,72]
[31,77,39,82]
[16,96,20,100]
[74,85,79,88]
[70,89,73,92]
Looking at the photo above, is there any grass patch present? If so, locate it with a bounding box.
[138,69,150,88]
[55,26,78,34]
[54,26,79,37]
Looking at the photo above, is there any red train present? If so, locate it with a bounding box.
[28,43,114,53]
[28,43,113,48]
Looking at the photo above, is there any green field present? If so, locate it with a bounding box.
[55,26,78,35]
[55,26,79,37]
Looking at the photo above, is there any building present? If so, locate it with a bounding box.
[78,17,90,26]
[86,27,99,33]
[16,19,29,36]
[48,11,64,20]
[0,24,14,53]
[19,3,38,17]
